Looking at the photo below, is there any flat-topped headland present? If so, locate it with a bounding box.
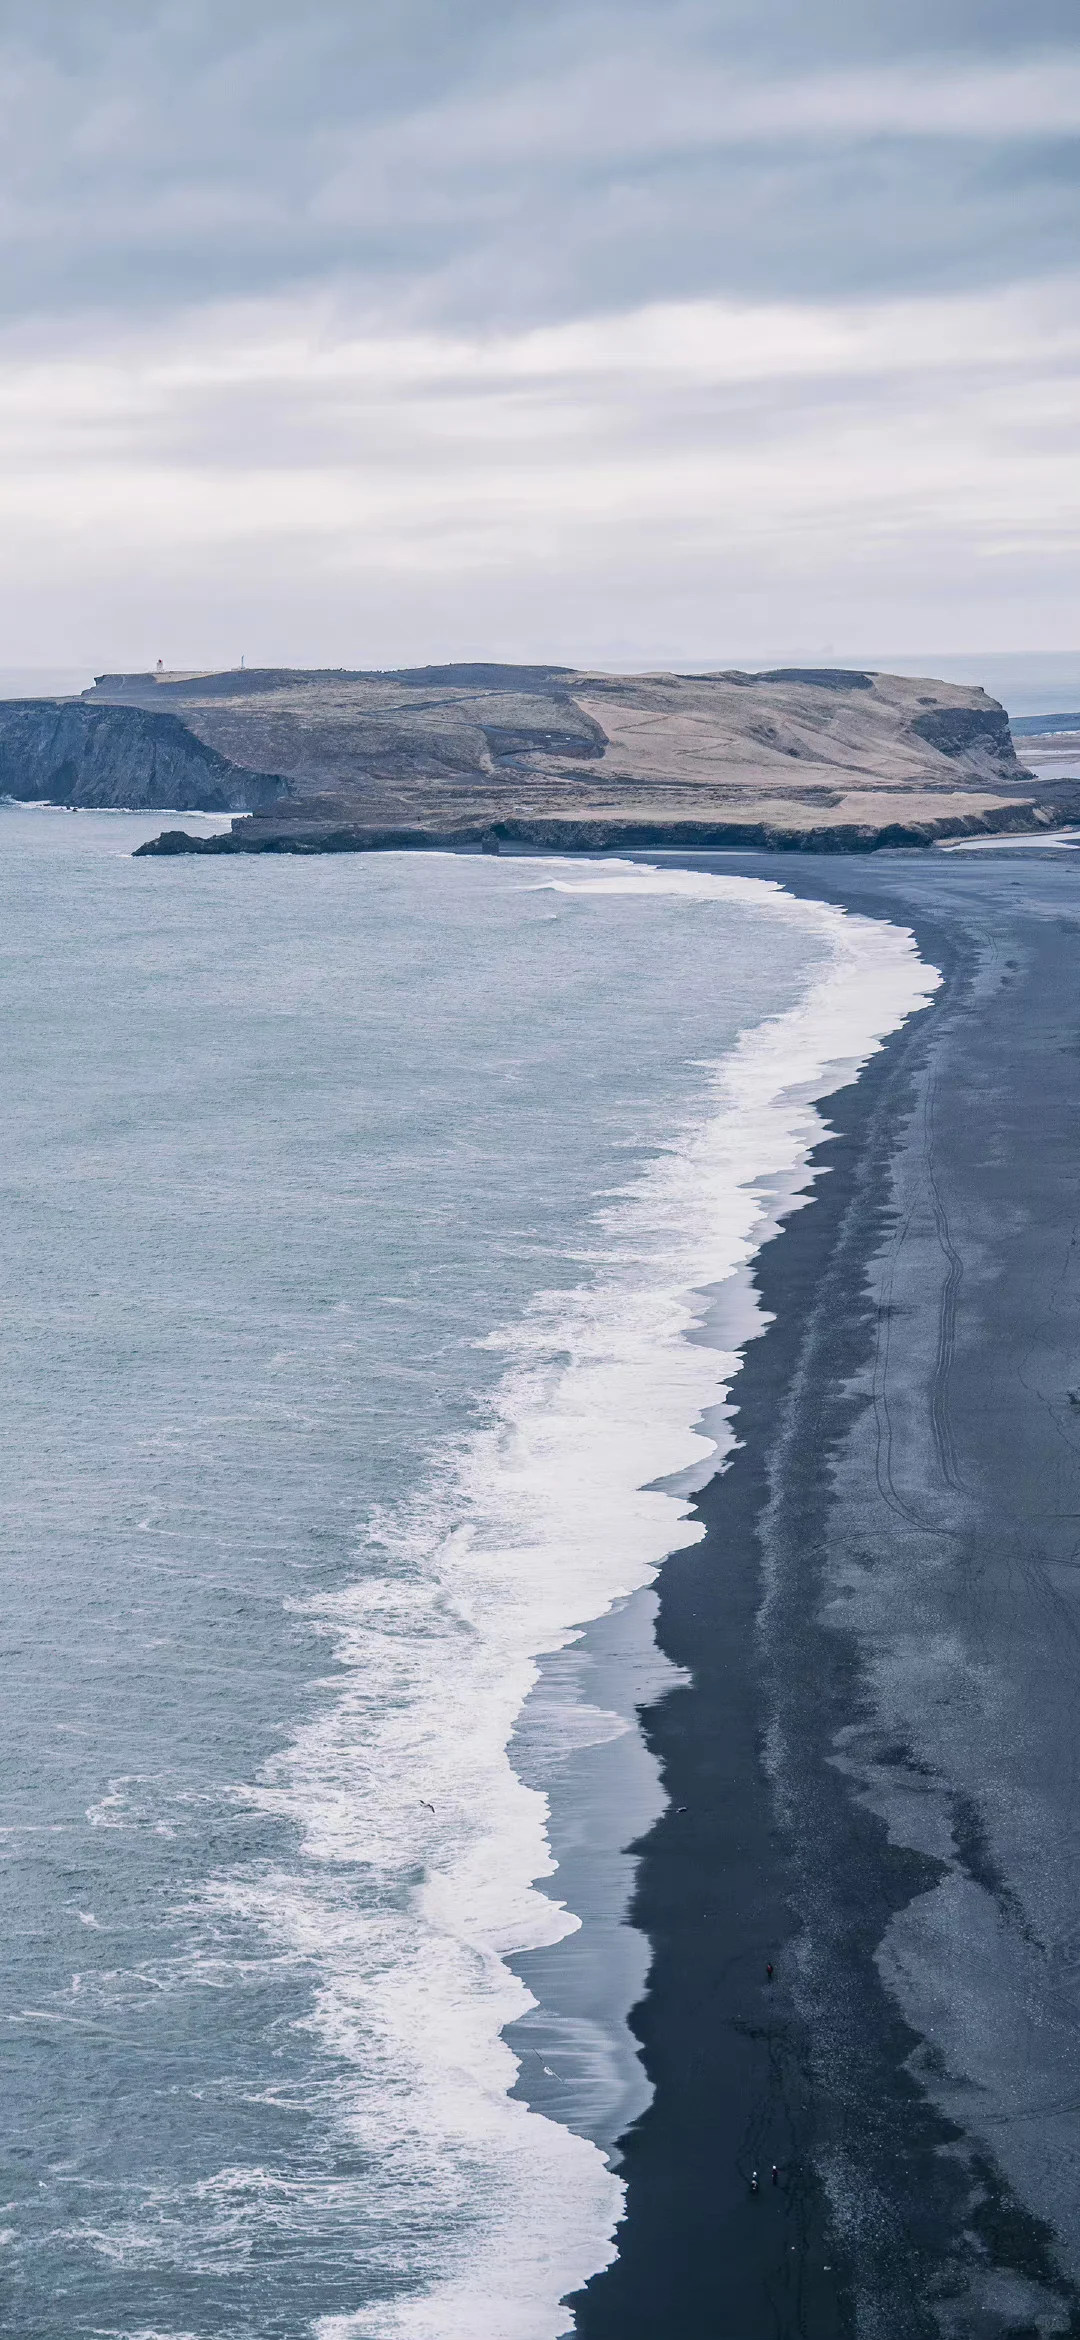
[0,662,1068,852]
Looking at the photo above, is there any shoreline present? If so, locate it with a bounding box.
[505,1584,681,2159]
[503,1154,878,2175]
[493,873,935,2224]
[561,845,1080,2338]
[570,914,939,2340]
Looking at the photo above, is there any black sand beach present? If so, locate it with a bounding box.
[572,845,1080,2340]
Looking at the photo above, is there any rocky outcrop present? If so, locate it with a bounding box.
[0,699,285,811]
[135,798,1059,859]
[908,704,1014,762]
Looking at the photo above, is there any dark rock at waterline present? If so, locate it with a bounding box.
[134,800,1063,860]
[134,820,508,857]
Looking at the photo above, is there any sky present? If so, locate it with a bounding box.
[0,0,1078,674]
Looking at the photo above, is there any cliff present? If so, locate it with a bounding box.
[0,662,1057,849]
[0,698,284,811]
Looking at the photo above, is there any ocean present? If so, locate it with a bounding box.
[0,810,935,2337]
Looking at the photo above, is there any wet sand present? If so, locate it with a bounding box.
[572,845,1080,2340]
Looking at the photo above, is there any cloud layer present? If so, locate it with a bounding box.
[1,1,1077,666]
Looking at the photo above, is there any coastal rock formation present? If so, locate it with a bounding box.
[138,797,1055,858]
[0,698,284,811]
[0,661,1057,849]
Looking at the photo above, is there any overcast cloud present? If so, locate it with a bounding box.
[0,0,1077,670]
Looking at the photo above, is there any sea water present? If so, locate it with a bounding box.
[0,811,936,2338]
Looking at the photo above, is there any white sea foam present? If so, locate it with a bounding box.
[210,864,939,2339]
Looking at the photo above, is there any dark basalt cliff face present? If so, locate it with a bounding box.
[908,704,1015,760]
[0,699,285,811]
[0,662,1055,849]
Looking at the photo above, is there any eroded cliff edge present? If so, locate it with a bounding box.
[0,698,286,812]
